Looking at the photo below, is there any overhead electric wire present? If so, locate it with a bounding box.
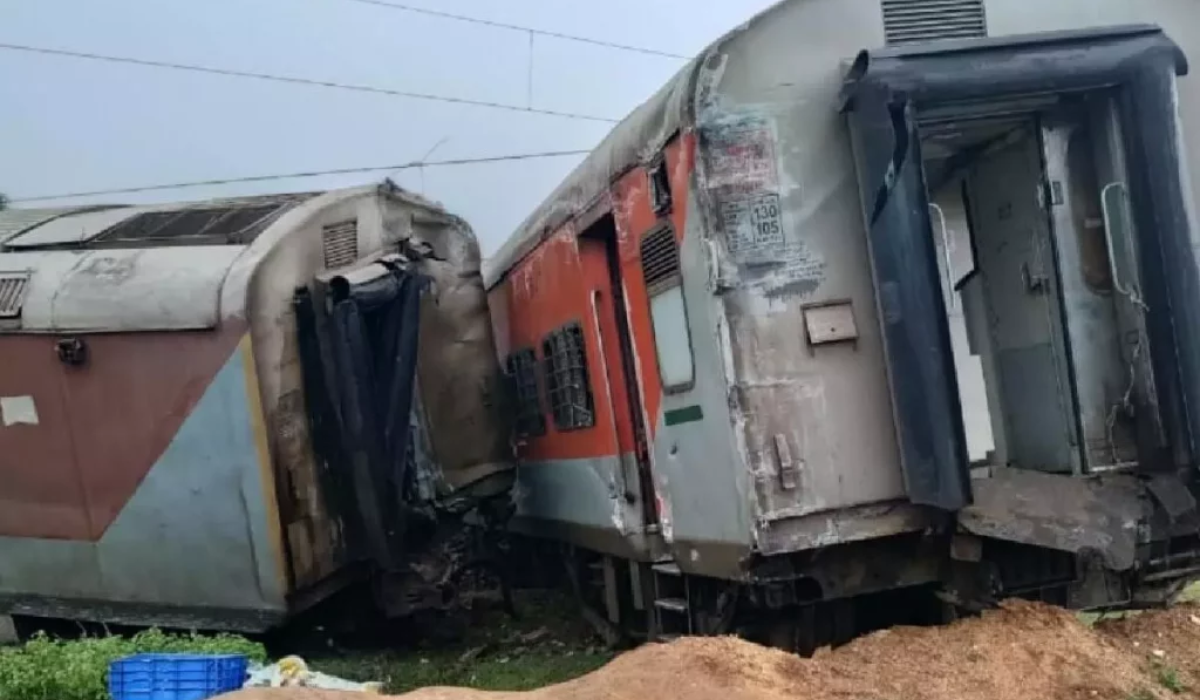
[9,149,592,203]
[340,0,690,60]
[0,42,620,123]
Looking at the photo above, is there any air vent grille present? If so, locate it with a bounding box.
[641,227,681,295]
[0,273,30,318]
[882,0,987,46]
[322,220,359,269]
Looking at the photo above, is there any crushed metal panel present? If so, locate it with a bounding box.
[959,468,1144,571]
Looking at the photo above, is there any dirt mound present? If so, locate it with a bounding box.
[227,600,1200,700]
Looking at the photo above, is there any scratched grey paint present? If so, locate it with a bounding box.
[692,0,912,543]
[0,350,284,615]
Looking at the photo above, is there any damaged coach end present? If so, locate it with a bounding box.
[0,181,513,631]
[841,25,1200,611]
[485,0,1200,651]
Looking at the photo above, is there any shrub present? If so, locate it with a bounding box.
[0,629,266,700]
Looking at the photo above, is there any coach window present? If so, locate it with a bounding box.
[505,348,545,438]
[641,226,694,391]
[542,322,595,431]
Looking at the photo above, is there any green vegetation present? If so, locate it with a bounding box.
[0,591,610,700]
[308,589,614,693]
[1155,662,1186,694]
[1127,688,1156,700]
[0,629,266,700]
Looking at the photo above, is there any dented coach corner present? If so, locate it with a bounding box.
[0,182,514,630]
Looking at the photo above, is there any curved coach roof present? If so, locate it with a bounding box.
[482,61,700,289]
[0,183,446,332]
[482,0,797,289]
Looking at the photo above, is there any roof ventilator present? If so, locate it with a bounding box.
[881,0,987,46]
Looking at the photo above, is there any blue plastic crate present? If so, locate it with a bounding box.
[108,653,249,700]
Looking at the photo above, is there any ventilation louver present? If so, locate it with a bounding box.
[0,273,30,319]
[882,0,987,46]
[322,220,359,269]
[640,227,682,295]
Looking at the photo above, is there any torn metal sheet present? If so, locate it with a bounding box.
[959,468,1144,571]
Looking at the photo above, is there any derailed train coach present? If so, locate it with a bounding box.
[485,0,1200,648]
[0,182,513,631]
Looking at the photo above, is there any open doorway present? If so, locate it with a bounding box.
[843,27,1197,509]
[919,97,1148,476]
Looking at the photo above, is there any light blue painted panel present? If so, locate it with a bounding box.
[0,349,285,615]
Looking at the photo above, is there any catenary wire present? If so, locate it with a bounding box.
[9,150,593,203]
[0,42,620,123]
[338,0,690,60]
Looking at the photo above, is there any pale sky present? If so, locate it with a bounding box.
[0,0,778,255]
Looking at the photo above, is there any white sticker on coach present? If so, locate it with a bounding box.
[1,396,39,426]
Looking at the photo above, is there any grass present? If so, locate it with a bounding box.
[313,648,614,693]
[1154,663,1186,694]
[0,590,610,699]
[305,589,615,693]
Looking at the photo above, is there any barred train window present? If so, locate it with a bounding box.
[505,348,545,438]
[542,323,595,431]
[641,226,695,391]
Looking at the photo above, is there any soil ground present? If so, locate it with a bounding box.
[231,595,1200,700]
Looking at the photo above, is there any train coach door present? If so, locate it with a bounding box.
[843,90,972,511]
[841,26,1200,512]
[579,212,659,530]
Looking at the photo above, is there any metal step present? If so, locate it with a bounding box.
[652,562,682,576]
[654,597,689,613]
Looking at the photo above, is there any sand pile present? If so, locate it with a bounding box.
[227,600,1200,700]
